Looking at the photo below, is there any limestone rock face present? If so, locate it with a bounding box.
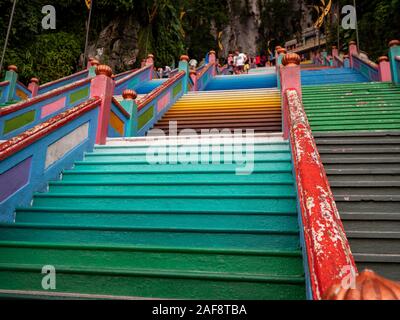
[87,16,141,73]
[88,0,313,70]
[218,0,262,56]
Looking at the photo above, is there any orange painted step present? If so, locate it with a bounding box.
[153,89,282,133]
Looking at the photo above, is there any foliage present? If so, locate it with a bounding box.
[0,0,398,83]
[305,0,400,61]
[258,0,302,54]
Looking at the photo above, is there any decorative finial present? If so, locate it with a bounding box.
[7,65,18,72]
[180,55,190,62]
[147,54,154,59]
[209,50,216,55]
[323,270,400,300]
[389,40,400,47]
[91,59,100,67]
[277,48,287,55]
[282,53,301,66]
[30,77,39,84]
[95,65,113,77]
[378,56,389,63]
[122,89,137,100]
[349,40,357,46]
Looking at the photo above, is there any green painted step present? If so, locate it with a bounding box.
[0,223,300,251]
[0,244,305,300]
[302,81,393,92]
[31,194,297,212]
[0,243,304,278]
[44,183,295,196]
[0,138,306,299]
[71,161,292,172]
[61,172,295,183]
[16,213,298,231]
[303,82,400,132]
[0,268,305,300]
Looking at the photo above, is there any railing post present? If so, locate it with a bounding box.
[189,69,198,91]
[146,54,155,80]
[4,65,18,102]
[349,41,358,68]
[321,50,328,66]
[332,46,339,59]
[331,46,339,67]
[276,48,286,89]
[145,54,154,66]
[275,46,282,66]
[86,57,93,70]
[121,89,138,137]
[343,54,350,68]
[28,77,39,97]
[209,50,217,76]
[378,56,392,82]
[388,40,400,85]
[90,65,115,145]
[88,59,99,77]
[179,55,189,94]
[280,53,301,140]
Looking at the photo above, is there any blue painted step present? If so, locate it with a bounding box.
[205,74,278,91]
[134,79,168,94]
[301,68,369,86]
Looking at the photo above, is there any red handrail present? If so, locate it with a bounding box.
[352,53,379,70]
[0,97,101,161]
[39,69,89,91]
[286,88,357,300]
[197,62,214,80]
[111,97,131,119]
[114,68,139,80]
[115,64,153,86]
[0,78,92,117]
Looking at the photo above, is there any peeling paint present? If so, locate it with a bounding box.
[286,89,358,300]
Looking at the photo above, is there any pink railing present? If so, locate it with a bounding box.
[38,69,89,95]
[352,53,380,81]
[334,55,344,68]
[137,71,185,111]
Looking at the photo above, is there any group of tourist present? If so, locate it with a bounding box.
[216,50,277,75]
[157,66,172,79]
[155,49,275,79]
[223,51,250,75]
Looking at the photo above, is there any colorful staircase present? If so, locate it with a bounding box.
[205,74,277,91]
[303,82,400,281]
[301,68,369,86]
[153,89,282,134]
[0,133,306,299]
